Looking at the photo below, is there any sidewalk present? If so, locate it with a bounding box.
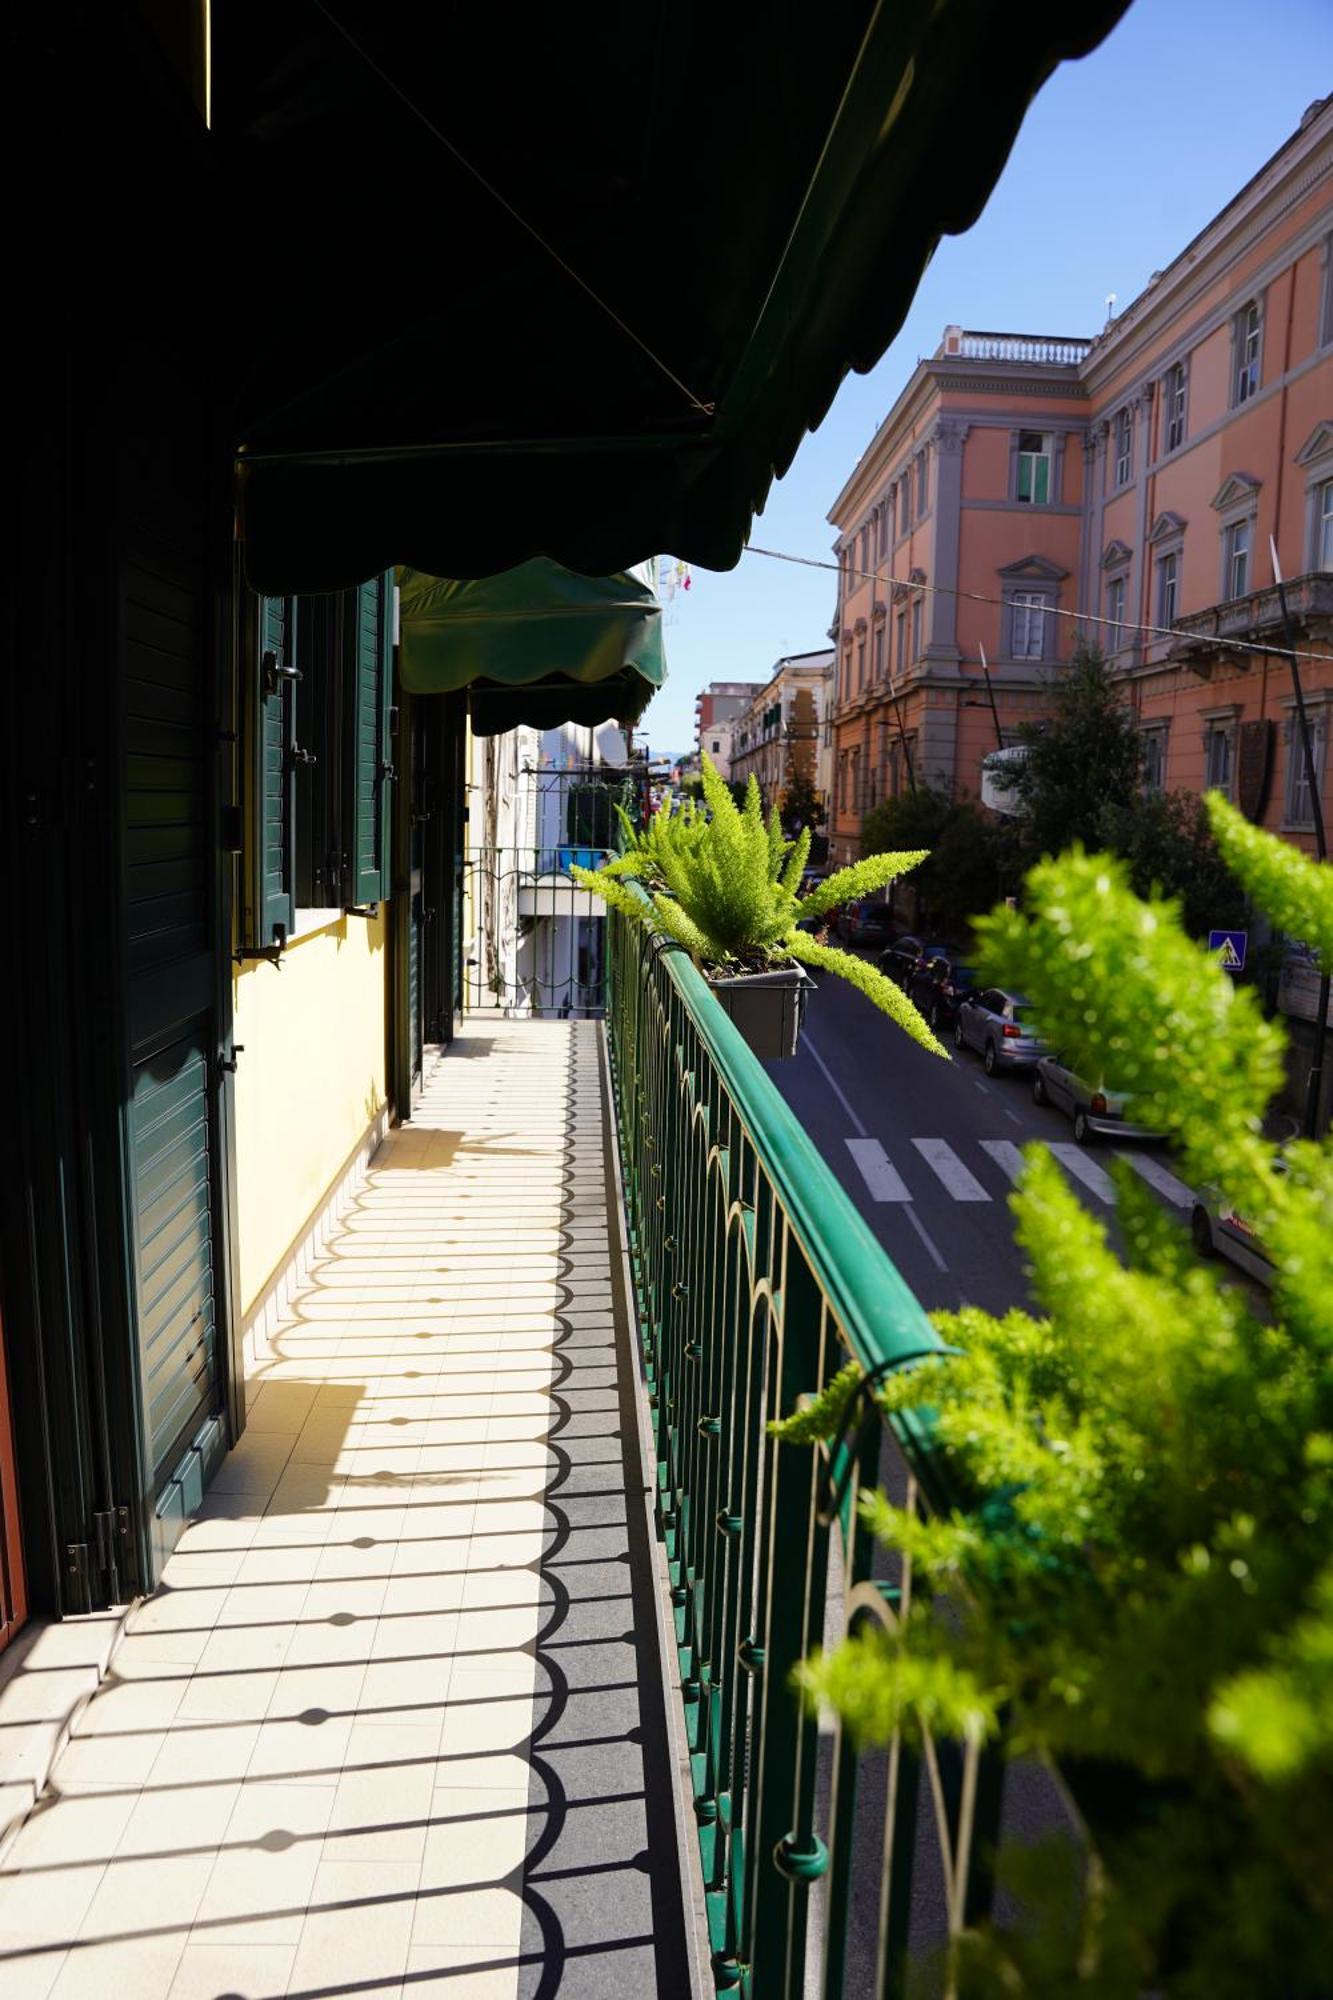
[0,1022,691,1999]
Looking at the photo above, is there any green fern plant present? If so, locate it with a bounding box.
[572,755,945,1054]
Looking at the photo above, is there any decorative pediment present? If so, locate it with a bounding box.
[1294,420,1333,467]
[1100,538,1133,572]
[909,567,926,587]
[1148,510,1187,545]
[997,553,1068,583]
[1211,471,1261,513]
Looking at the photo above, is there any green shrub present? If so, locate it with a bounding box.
[775,794,1333,1996]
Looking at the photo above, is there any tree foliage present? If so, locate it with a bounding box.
[1005,646,1144,860]
[775,806,1333,1996]
[862,785,1011,938]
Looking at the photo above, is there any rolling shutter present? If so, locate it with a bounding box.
[350,574,394,906]
[130,1035,218,1487]
[256,595,297,944]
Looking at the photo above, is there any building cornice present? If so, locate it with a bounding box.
[1081,104,1333,396]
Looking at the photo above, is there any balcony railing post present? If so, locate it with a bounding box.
[747,1242,833,1992]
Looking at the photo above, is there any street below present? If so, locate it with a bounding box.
[766,964,1198,1319]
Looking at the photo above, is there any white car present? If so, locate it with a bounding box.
[1032,1055,1164,1146]
[1191,1186,1277,1289]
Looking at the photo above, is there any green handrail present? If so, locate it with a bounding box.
[604,893,994,1997]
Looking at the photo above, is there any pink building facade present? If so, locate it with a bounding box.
[828,96,1333,874]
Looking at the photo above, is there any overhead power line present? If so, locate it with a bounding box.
[742,543,1333,672]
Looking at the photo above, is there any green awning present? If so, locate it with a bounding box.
[398,560,665,737]
[220,1,1130,596]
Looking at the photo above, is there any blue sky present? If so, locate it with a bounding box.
[640,0,1333,754]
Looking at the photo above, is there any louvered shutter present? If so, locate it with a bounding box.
[256,595,297,943]
[350,574,394,905]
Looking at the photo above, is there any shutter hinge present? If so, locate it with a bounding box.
[345,903,380,920]
[93,1506,130,1598]
[65,1542,91,1610]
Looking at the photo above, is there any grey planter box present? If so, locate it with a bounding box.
[705,964,811,1060]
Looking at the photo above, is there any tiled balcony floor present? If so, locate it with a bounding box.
[0,1022,692,1999]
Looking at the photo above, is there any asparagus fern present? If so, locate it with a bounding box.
[572,756,944,1053]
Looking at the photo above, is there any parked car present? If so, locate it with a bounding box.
[832,900,897,949]
[1031,1054,1165,1145]
[954,987,1050,1073]
[906,955,978,1029]
[1190,1156,1288,1289]
[879,935,950,989]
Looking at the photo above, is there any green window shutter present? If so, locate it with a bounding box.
[255,595,297,944]
[350,573,394,906]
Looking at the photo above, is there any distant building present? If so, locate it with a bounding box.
[694,679,765,766]
[701,717,736,777]
[728,650,835,817]
[826,95,1333,870]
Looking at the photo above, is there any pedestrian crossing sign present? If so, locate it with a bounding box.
[1208,928,1247,972]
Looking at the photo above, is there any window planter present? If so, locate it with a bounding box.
[704,963,812,1060]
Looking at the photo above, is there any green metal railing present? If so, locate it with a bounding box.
[606,901,1006,1996]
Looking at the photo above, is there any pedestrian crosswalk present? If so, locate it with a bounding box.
[846,1133,1195,1211]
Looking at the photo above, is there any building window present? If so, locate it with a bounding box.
[900,475,912,533]
[896,608,907,673]
[1010,591,1048,660]
[1233,301,1261,406]
[859,524,870,571]
[1105,574,1127,652]
[1224,517,1251,600]
[857,637,866,689]
[850,746,863,815]
[876,503,887,559]
[1113,408,1133,489]
[873,623,885,678]
[1141,728,1168,793]
[1205,724,1235,796]
[916,451,929,516]
[1319,479,1333,570]
[1164,363,1187,453]
[1157,549,1179,626]
[247,577,395,944]
[1286,713,1326,827]
[910,592,923,663]
[1015,431,1051,505]
[711,738,720,754]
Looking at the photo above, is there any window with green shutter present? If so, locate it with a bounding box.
[349,574,394,907]
[253,594,298,945]
[245,575,395,942]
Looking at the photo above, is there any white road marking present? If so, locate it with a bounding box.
[979,1139,1026,1184]
[1116,1150,1195,1208]
[911,1138,991,1202]
[845,1138,912,1203]
[803,1035,867,1138]
[1003,1107,1023,1127]
[903,1206,948,1271]
[1049,1142,1116,1205]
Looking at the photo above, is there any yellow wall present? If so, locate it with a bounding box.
[232,911,388,1315]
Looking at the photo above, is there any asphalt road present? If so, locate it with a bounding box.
[765,963,1198,1319]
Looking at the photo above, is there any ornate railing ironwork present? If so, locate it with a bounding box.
[605,896,1014,1995]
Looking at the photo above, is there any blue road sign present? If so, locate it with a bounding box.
[1209,928,1247,972]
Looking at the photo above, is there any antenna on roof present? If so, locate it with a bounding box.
[1104,292,1117,325]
